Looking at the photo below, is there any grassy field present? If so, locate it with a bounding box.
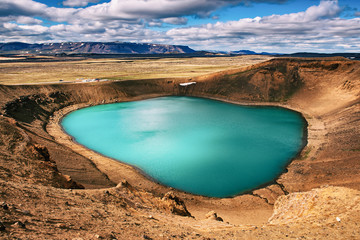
[0,55,272,84]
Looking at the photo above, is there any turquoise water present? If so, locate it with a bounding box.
[62,96,306,197]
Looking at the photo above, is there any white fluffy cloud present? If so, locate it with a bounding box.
[162,17,188,25]
[167,0,342,38]
[165,0,360,52]
[63,0,99,7]
[16,16,43,25]
[76,0,231,20]
[0,0,359,53]
[0,0,78,22]
[0,0,47,17]
[1,0,287,21]
[264,0,341,22]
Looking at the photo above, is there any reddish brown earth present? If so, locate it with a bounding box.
[0,57,359,239]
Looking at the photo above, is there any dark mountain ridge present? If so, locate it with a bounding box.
[279,52,360,60]
[0,41,195,54]
[0,42,358,60]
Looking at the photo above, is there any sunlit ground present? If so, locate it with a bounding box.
[0,55,272,85]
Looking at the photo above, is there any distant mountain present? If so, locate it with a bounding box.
[0,42,195,54]
[1,42,357,60]
[278,52,360,60]
[226,50,359,59]
[231,50,280,55]
[207,49,279,55]
[230,50,257,55]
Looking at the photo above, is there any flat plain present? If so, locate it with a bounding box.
[0,55,272,84]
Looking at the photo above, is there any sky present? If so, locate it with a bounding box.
[1,0,360,53]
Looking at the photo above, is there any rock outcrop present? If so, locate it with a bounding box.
[161,191,192,217]
[205,211,223,221]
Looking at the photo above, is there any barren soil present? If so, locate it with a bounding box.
[0,57,359,239]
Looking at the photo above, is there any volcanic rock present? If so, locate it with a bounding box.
[161,191,191,217]
[205,211,223,221]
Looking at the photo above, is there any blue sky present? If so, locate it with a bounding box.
[1,0,360,53]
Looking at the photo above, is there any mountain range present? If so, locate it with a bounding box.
[0,42,195,54]
[0,42,359,60]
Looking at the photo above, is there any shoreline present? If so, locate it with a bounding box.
[47,93,175,193]
[46,94,322,223]
[49,95,312,190]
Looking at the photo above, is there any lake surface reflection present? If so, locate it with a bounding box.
[62,96,306,197]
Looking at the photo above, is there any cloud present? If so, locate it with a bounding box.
[0,0,289,25]
[44,7,78,22]
[0,22,51,42]
[263,0,341,22]
[167,0,343,39]
[162,17,188,25]
[46,21,163,43]
[0,0,47,17]
[165,0,359,52]
[76,0,289,21]
[16,16,43,25]
[0,0,359,53]
[0,15,42,26]
[63,0,99,7]
[0,0,78,23]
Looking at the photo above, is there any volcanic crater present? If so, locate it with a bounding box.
[0,57,359,239]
